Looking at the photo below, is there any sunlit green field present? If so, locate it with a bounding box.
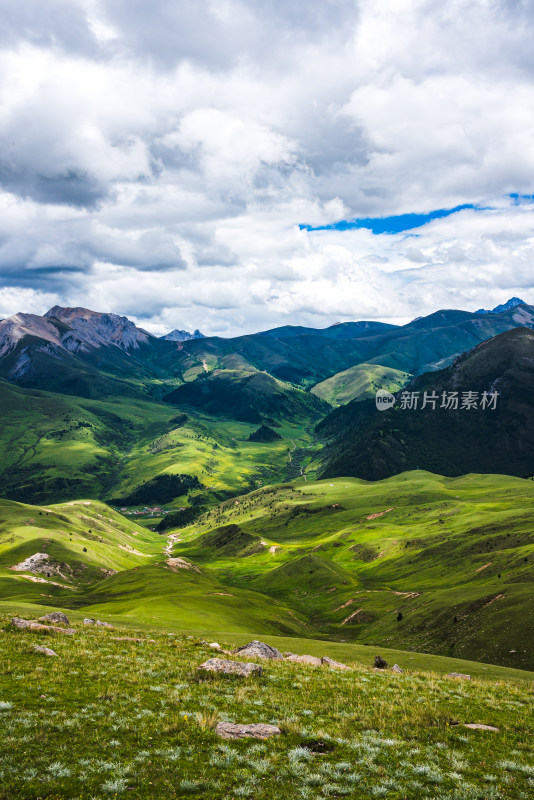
[1,619,533,800]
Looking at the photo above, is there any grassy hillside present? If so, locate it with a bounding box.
[318,327,534,481]
[1,618,533,799]
[311,363,411,406]
[171,472,534,670]
[0,380,318,505]
[2,472,533,671]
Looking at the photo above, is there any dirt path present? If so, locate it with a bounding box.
[164,531,182,559]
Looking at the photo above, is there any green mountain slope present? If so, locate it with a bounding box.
[319,327,534,480]
[164,368,329,423]
[170,471,534,670]
[311,362,412,406]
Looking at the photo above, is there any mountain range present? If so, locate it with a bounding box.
[160,328,205,342]
[0,298,532,506]
[318,326,534,480]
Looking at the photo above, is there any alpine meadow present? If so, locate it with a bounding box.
[1,2,534,800]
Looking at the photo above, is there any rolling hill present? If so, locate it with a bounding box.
[3,471,533,670]
[318,327,534,481]
[167,471,534,670]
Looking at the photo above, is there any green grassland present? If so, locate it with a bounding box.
[1,619,534,800]
[1,472,534,673]
[171,472,534,670]
[0,380,319,506]
[311,363,412,406]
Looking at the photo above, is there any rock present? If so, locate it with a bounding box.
[391,664,404,674]
[234,640,283,660]
[216,722,281,740]
[33,645,58,657]
[198,658,263,677]
[83,618,113,628]
[447,672,471,680]
[209,642,221,650]
[111,637,154,643]
[39,612,70,626]
[464,723,500,732]
[12,617,75,635]
[285,653,322,666]
[321,656,350,670]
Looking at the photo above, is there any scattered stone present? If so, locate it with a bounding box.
[111,636,155,643]
[12,617,75,635]
[447,672,471,680]
[209,642,221,650]
[285,653,322,666]
[39,611,70,626]
[234,641,283,660]
[216,722,281,740]
[83,618,113,628]
[391,664,404,674]
[464,723,500,732]
[33,645,58,657]
[198,658,263,677]
[321,656,350,670]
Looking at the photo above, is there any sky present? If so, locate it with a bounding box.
[1,0,534,337]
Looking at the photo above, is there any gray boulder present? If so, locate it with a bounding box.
[33,645,58,657]
[321,656,350,670]
[464,723,499,731]
[216,722,281,739]
[391,664,404,674]
[198,658,262,677]
[39,612,70,626]
[83,618,113,628]
[234,640,283,660]
[12,617,75,635]
[285,653,322,666]
[447,672,471,680]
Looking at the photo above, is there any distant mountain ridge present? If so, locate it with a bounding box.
[319,326,534,480]
[161,328,205,342]
[475,296,525,314]
[0,300,534,402]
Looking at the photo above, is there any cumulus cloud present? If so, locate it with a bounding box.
[0,0,533,335]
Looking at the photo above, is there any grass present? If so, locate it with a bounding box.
[311,363,411,406]
[0,379,317,505]
[0,617,533,799]
[171,471,534,670]
[2,471,534,671]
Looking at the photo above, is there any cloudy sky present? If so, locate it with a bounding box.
[1,0,534,336]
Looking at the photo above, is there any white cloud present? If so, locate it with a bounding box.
[0,0,533,335]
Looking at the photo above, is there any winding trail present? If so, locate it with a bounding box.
[164,531,182,559]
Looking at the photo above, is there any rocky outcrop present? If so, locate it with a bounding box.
[285,653,322,666]
[447,672,471,680]
[198,658,263,677]
[39,612,70,626]
[321,656,350,670]
[33,645,58,657]
[83,619,113,628]
[216,722,281,740]
[234,641,283,660]
[12,617,75,635]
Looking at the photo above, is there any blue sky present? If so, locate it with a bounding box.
[300,204,479,235]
